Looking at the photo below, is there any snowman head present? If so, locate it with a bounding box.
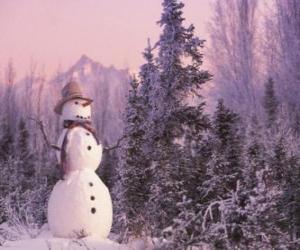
[54,81,93,121]
[61,98,92,121]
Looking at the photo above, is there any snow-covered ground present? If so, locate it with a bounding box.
[0,224,155,250]
[2,237,123,250]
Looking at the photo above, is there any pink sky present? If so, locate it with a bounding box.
[0,0,211,79]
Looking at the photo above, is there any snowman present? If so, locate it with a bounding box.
[47,80,113,239]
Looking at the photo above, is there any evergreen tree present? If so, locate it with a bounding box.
[115,43,158,240]
[98,147,119,191]
[139,39,158,118]
[166,104,210,248]
[118,76,151,240]
[242,166,284,249]
[202,100,242,199]
[16,118,35,190]
[271,137,288,184]
[238,117,284,248]
[282,155,300,247]
[263,78,279,129]
[0,122,14,223]
[147,0,211,236]
[271,132,300,246]
[200,100,244,248]
[0,121,15,161]
[243,116,266,190]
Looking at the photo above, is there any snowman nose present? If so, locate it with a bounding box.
[82,101,91,107]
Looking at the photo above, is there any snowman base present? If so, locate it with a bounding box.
[47,169,112,239]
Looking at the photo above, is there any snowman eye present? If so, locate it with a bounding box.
[74,101,79,105]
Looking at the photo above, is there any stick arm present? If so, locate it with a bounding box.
[28,117,61,151]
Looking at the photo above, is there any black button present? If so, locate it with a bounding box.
[90,196,95,201]
[91,207,96,214]
[89,182,93,187]
[86,133,90,136]
[80,116,83,119]
[76,115,80,118]
[87,146,92,150]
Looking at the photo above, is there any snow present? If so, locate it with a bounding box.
[83,63,92,75]
[0,225,157,250]
[2,233,125,250]
[72,71,79,80]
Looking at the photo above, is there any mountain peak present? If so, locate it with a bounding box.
[77,54,94,65]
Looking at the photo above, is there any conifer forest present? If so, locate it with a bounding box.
[1,0,300,249]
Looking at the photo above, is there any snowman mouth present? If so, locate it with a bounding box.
[76,115,91,120]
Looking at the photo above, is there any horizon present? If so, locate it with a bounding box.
[0,0,211,81]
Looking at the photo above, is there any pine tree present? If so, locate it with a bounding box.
[243,116,266,189]
[263,78,279,129]
[200,100,245,248]
[202,100,242,199]
[146,0,211,236]
[242,166,284,249]
[139,39,158,118]
[16,118,35,190]
[0,120,14,223]
[98,147,119,191]
[237,116,284,248]
[118,76,151,240]
[166,104,210,248]
[282,155,300,247]
[271,137,288,184]
[0,121,14,161]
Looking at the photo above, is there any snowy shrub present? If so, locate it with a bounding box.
[0,179,50,240]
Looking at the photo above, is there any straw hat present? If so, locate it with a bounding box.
[54,80,93,115]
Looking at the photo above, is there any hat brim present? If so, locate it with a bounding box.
[54,94,93,115]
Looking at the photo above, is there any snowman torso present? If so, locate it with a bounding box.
[56,126,102,174]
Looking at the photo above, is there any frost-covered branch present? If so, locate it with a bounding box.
[103,135,126,152]
[202,200,223,231]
